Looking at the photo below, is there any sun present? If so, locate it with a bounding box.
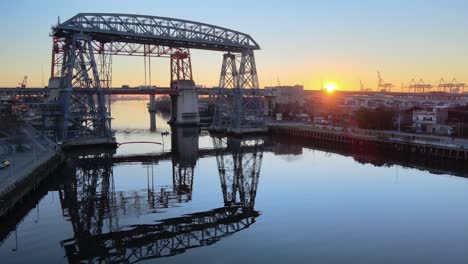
[325,83,337,93]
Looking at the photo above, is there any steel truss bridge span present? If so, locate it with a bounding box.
[53,13,260,52]
[0,87,272,97]
[48,13,264,144]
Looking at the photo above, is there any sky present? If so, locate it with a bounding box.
[1,0,467,91]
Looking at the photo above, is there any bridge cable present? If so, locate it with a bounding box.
[149,48,152,88]
[144,45,147,88]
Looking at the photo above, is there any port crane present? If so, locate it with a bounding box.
[17,76,27,88]
[377,72,394,92]
[407,78,432,93]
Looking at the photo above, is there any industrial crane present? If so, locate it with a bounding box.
[438,78,466,93]
[407,78,432,93]
[17,76,27,88]
[377,71,394,92]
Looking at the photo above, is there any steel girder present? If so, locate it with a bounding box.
[56,34,111,143]
[53,13,260,53]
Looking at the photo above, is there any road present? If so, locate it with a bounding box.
[0,127,57,196]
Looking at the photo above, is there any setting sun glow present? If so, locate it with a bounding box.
[325,83,337,93]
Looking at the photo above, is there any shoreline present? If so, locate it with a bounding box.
[269,122,468,161]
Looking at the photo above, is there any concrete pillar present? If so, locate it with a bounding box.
[148,94,157,131]
[170,80,200,126]
[149,113,156,131]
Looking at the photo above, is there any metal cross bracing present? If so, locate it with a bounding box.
[51,38,191,79]
[51,38,176,77]
[213,136,263,208]
[212,53,237,129]
[212,50,265,132]
[170,48,193,84]
[51,37,193,87]
[54,33,112,143]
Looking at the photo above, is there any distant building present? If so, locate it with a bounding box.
[412,110,436,132]
[412,107,451,134]
[265,85,305,107]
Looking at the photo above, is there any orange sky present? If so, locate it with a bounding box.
[1,0,467,91]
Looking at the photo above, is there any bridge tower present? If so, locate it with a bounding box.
[148,94,157,131]
[212,50,265,134]
[169,49,200,126]
[212,53,238,130]
[50,34,112,145]
[213,136,263,208]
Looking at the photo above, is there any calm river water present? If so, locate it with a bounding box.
[1,100,468,263]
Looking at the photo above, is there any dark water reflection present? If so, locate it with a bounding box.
[2,106,468,263]
[56,128,263,262]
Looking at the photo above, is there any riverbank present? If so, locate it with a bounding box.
[269,122,468,161]
[0,127,63,217]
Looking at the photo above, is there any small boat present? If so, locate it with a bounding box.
[0,160,11,169]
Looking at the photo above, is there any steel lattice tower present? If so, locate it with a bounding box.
[212,53,238,130]
[53,34,111,143]
[212,50,265,133]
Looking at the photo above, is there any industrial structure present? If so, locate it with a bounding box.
[377,72,394,92]
[437,78,466,93]
[407,78,433,93]
[211,51,266,133]
[29,13,267,146]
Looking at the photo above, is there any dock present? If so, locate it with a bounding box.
[269,122,468,161]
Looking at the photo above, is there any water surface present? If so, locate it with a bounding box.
[1,100,468,263]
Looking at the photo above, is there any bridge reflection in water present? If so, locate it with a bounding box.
[59,127,264,263]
